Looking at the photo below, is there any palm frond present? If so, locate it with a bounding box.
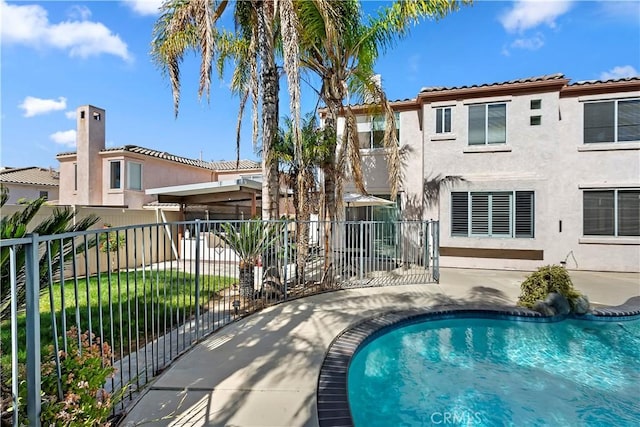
[423,174,466,208]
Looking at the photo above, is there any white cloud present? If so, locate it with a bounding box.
[600,65,639,80]
[1,1,132,62]
[597,0,640,21]
[65,111,77,119]
[50,130,77,147]
[500,0,573,33]
[510,34,545,51]
[19,96,67,117]
[123,0,164,16]
[68,5,92,21]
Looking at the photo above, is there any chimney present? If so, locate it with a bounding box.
[363,74,382,104]
[76,105,105,205]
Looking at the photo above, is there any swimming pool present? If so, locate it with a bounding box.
[347,316,640,426]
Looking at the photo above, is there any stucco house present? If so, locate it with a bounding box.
[56,105,263,218]
[339,74,640,272]
[0,166,60,204]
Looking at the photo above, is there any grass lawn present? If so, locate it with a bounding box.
[1,269,234,364]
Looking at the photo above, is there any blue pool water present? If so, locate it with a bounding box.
[348,317,640,426]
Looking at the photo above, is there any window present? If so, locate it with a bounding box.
[358,113,400,149]
[436,107,452,134]
[127,162,142,191]
[583,189,639,236]
[584,99,640,143]
[110,161,121,189]
[73,163,78,191]
[468,103,506,145]
[39,191,48,200]
[530,99,541,110]
[451,191,534,238]
[530,116,541,126]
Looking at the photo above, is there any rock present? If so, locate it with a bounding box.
[256,278,284,300]
[533,300,556,316]
[545,292,571,316]
[572,294,590,314]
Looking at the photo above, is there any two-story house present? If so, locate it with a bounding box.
[56,105,263,218]
[342,74,639,272]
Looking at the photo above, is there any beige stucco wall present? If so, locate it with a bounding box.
[337,86,639,272]
[2,204,182,276]
[1,183,59,205]
[424,89,639,272]
[100,152,216,209]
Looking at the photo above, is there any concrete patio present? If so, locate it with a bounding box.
[120,268,640,427]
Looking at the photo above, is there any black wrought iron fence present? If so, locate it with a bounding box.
[0,219,438,425]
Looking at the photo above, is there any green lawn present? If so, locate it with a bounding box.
[1,269,234,363]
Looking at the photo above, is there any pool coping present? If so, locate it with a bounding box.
[316,297,640,427]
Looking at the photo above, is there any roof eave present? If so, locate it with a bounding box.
[418,78,570,102]
[560,80,640,98]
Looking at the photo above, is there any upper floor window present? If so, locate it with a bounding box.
[584,99,640,143]
[358,113,400,149]
[583,189,639,236]
[436,107,452,134]
[73,163,78,191]
[39,191,48,200]
[468,103,506,145]
[127,161,142,191]
[451,191,534,238]
[110,161,121,189]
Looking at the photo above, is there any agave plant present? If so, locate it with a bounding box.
[217,220,280,297]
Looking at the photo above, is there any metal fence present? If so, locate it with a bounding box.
[0,219,438,426]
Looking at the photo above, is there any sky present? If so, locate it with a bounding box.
[1,0,639,169]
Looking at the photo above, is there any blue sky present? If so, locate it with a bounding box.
[1,0,639,169]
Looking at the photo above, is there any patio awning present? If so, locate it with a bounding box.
[146,178,262,215]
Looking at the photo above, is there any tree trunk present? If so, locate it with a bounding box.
[321,97,341,279]
[239,263,255,298]
[256,0,279,221]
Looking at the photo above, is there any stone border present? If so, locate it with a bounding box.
[316,299,640,427]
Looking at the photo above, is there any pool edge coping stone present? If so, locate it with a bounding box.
[316,297,640,427]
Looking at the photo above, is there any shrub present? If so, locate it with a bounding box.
[39,327,118,426]
[517,265,581,309]
[1,328,120,426]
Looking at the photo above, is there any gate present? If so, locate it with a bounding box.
[330,220,440,288]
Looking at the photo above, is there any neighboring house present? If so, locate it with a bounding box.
[56,105,263,217]
[0,166,59,204]
[338,74,639,272]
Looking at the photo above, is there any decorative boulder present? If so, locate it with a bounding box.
[571,294,591,314]
[545,292,571,316]
[533,300,556,316]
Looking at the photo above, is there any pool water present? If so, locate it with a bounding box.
[348,317,640,426]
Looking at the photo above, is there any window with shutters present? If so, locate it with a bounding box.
[584,99,640,143]
[583,189,640,236]
[451,191,534,238]
[468,103,506,145]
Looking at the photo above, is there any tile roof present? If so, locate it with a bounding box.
[211,159,261,170]
[569,76,640,86]
[0,167,60,187]
[58,145,261,171]
[419,73,566,93]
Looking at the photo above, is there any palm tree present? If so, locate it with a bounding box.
[151,0,305,221]
[296,0,465,272]
[0,185,99,321]
[275,113,331,282]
